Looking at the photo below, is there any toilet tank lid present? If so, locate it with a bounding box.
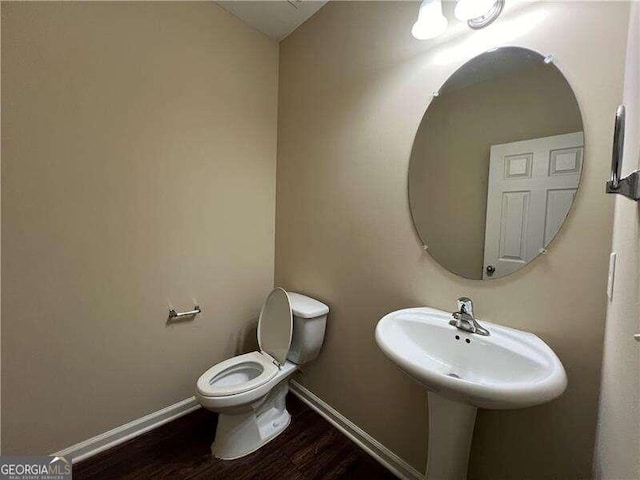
[287,292,329,319]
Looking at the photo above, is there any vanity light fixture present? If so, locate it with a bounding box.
[411,0,448,40]
[455,0,505,29]
[412,0,505,40]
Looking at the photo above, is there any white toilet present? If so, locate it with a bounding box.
[195,288,329,460]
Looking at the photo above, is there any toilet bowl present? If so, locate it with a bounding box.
[195,288,329,460]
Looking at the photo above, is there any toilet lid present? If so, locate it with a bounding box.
[257,288,293,366]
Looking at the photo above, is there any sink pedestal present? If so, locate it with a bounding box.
[426,392,477,480]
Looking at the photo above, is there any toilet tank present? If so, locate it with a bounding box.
[287,292,329,365]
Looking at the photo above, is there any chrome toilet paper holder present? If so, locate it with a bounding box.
[169,305,201,319]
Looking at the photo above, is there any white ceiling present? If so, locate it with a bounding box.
[217,1,329,41]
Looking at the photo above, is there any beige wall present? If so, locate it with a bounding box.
[276,1,627,477]
[410,63,582,279]
[594,3,640,478]
[1,2,278,454]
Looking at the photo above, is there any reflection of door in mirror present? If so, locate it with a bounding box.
[483,132,583,279]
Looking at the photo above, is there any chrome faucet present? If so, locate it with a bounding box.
[449,297,490,336]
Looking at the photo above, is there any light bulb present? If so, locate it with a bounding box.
[412,0,448,40]
[454,0,499,21]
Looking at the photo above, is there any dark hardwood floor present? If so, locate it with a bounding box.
[74,394,398,480]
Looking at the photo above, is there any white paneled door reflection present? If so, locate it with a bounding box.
[483,132,584,279]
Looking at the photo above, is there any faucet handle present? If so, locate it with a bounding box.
[456,297,474,316]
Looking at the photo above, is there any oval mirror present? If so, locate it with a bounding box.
[408,47,584,280]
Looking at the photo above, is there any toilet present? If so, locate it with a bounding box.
[195,288,329,460]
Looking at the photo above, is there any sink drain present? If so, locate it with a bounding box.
[447,373,461,379]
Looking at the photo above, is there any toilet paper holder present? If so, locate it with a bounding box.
[169,305,201,319]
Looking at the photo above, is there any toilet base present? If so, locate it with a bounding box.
[212,381,291,460]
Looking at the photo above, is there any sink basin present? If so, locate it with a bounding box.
[375,306,567,479]
[375,307,567,409]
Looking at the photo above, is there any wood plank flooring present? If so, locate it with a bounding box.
[73,394,398,479]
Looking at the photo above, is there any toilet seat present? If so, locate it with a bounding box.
[196,288,294,399]
[197,352,278,397]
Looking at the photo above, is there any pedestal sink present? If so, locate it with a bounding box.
[375,307,567,480]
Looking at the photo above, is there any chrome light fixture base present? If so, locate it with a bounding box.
[467,0,504,29]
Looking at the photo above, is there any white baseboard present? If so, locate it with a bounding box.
[53,383,424,479]
[289,380,425,480]
[53,397,201,464]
